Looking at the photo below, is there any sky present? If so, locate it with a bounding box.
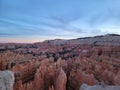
[0,0,120,43]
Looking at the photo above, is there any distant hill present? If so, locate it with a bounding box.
[43,34,120,46]
[1,34,120,50]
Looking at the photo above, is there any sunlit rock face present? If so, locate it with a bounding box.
[80,83,120,90]
[0,70,14,90]
[55,68,67,90]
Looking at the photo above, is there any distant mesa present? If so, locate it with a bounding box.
[42,34,120,46]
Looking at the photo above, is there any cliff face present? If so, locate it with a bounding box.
[0,34,120,90]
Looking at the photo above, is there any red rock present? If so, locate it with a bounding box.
[55,68,67,90]
[49,85,54,90]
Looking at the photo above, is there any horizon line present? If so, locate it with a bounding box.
[0,33,119,44]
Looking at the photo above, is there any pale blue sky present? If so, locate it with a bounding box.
[0,0,120,42]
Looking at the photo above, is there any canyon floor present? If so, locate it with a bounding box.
[0,34,120,90]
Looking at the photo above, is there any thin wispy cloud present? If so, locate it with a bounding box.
[0,0,120,42]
